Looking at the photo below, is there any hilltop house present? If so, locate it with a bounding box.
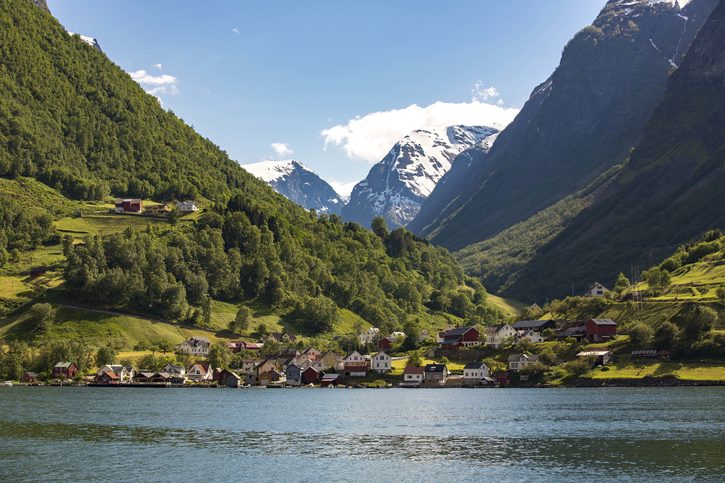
[486,323,517,349]
[52,362,78,379]
[176,200,200,213]
[403,366,425,385]
[378,336,396,352]
[371,352,392,373]
[508,353,539,371]
[343,351,369,377]
[176,336,211,357]
[577,350,612,366]
[359,327,380,345]
[439,326,480,350]
[114,198,143,213]
[463,362,490,382]
[424,364,449,384]
[586,319,617,342]
[585,282,610,298]
[519,330,545,344]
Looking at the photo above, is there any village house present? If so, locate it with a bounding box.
[519,329,545,344]
[586,319,618,342]
[576,350,612,366]
[585,282,610,298]
[144,204,170,215]
[176,336,211,357]
[527,303,542,313]
[97,364,134,383]
[270,332,297,344]
[176,200,200,213]
[217,369,242,388]
[149,372,173,384]
[512,320,556,333]
[52,362,78,379]
[343,351,369,377]
[390,331,406,339]
[557,324,587,342]
[508,353,539,371]
[424,364,449,384]
[162,363,187,384]
[21,372,39,383]
[259,370,285,386]
[371,352,392,373]
[403,366,425,385]
[358,327,381,345]
[114,198,143,213]
[95,369,121,384]
[439,326,480,350]
[378,336,396,352]
[486,323,517,349]
[320,352,344,372]
[187,363,214,382]
[463,362,490,382]
[134,371,155,383]
[320,373,344,387]
[285,364,303,386]
[301,348,321,361]
[301,366,320,385]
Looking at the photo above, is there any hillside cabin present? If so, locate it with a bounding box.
[378,337,396,352]
[586,319,617,342]
[358,327,380,345]
[114,198,143,213]
[585,282,610,298]
[508,354,539,371]
[52,362,78,379]
[176,200,200,213]
[144,204,170,215]
[557,325,587,342]
[486,323,517,349]
[176,336,211,357]
[519,329,545,344]
[576,350,612,366]
[512,320,556,333]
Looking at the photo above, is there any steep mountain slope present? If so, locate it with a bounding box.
[342,125,498,228]
[410,0,718,248]
[0,0,491,337]
[507,0,725,301]
[243,160,345,215]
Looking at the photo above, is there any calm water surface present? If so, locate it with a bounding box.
[0,386,724,482]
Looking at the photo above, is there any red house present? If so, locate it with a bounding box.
[21,372,39,383]
[94,370,120,385]
[52,362,78,379]
[586,319,617,342]
[440,326,480,350]
[114,198,143,213]
[301,366,320,385]
[378,337,395,352]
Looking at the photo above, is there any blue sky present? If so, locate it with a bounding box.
[48,0,604,195]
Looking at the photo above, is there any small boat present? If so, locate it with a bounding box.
[2,381,13,387]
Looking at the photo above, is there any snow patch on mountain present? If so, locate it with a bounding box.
[67,31,102,52]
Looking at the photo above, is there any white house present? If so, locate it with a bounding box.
[486,323,517,349]
[403,366,424,384]
[371,352,392,373]
[176,200,199,213]
[519,329,544,344]
[463,362,490,381]
[97,364,134,383]
[343,351,369,377]
[176,336,210,357]
[358,327,380,345]
[187,363,214,382]
[508,353,539,371]
[390,331,406,340]
[585,282,609,298]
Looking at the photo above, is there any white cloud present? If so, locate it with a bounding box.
[270,142,293,157]
[128,69,179,96]
[472,81,500,102]
[232,27,240,34]
[153,63,163,70]
[321,100,519,163]
[329,180,358,199]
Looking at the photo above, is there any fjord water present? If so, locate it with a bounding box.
[1,387,723,482]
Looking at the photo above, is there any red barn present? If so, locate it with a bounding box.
[114,198,143,213]
[301,367,320,385]
[440,326,480,350]
[586,319,617,342]
[378,337,395,352]
[51,362,78,379]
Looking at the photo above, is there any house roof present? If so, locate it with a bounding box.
[373,351,390,358]
[444,326,476,337]
[99,370,120,379]
[24,372,38,377]
[577,351,611,357]
[441,337,462,345]
[559,326,586,337]
[54,362,74,368]
[302,366,319,374]
[512,320,553,330]
[590,319,617,326]
[424,364,447,373]
[404,366,425,375]
[508,353,538,362]
[463,362,488,370]
[321,373,342,381]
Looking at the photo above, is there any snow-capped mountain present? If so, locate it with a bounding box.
[341,125,499,228]
[243,160,345,215]
[67,32,102,52]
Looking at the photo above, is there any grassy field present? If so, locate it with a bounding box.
[588,361,725,381]
[487,293,525,318]
[54,214,170,236]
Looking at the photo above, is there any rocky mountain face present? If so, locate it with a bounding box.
[409,0,718,249]
[505,0,725,301]
[243,160,345,215]
[342,125,499,228]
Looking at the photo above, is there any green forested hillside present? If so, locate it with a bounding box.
[0,0,504,347]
